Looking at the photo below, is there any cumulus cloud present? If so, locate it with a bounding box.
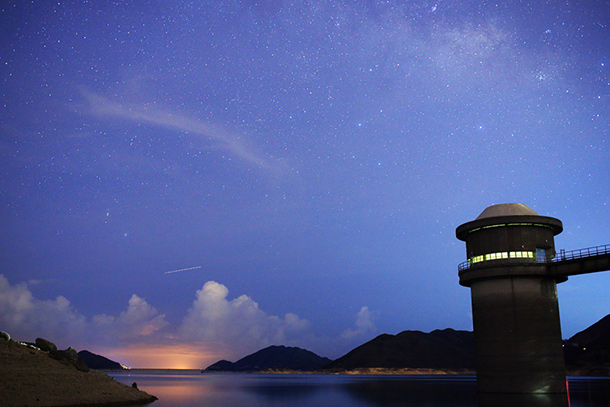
[92,294,168,340]
[0,274,86,344]
[0,274,376,364]
[179,281,311,357]
[341,306,377,339]
[0,275,166,348]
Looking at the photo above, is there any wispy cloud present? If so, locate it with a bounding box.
[80,89,278,172]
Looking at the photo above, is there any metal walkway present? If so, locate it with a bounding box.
[458,244,610,274]
[552,244,610,263]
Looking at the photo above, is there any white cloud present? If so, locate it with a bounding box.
[0,275,166,348]
[0,275,375,363]
[0,275,86,345]
[179,281,311,357]
[92,294,168,340]
[341,306,377,339]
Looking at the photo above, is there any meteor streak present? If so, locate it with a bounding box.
[164,265,202,274]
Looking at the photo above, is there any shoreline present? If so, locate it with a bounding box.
[256,368,476,375]
[198,367,477,375]
[196,367,606,377]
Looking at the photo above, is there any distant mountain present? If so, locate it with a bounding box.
[78,350,124,370]
[203,318,610,376]
[564,314,610,375]
[325,328,475,371]
[204,345,332,372]
[205,359,234,371]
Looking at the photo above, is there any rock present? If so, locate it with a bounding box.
[0,331,10,341]
[49,347,88,372]
[35,338,57,352]
[73,359,90,372]
[64,347,79,362]
[50,347,79,362]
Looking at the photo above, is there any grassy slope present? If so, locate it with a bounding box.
[0,340,156,407]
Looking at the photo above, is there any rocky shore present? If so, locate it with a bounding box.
[0,338,156,407]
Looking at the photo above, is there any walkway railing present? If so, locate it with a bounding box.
[553,244,610,262]
[458,244,610,272]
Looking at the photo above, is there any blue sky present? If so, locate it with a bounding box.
[1,0,609,368]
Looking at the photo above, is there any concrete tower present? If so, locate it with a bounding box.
[456,203,566,394]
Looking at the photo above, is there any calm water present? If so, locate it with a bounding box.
[109,371,610,407]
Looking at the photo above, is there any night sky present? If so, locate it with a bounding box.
[1,1,609,369]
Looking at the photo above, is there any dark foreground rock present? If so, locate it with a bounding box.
[0,339,156,407]
[35,338,57,353]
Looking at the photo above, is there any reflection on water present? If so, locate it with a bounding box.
[109,371,610,407]
[477,392,569,407]
[567,377,610,407]
[340,376,476,407]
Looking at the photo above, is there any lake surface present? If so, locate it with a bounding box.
[109,371,610,407]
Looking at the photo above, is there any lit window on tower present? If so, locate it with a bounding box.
[468,251,534,264]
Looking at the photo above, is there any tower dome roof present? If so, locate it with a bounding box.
[475,203,539,220]
[456,203,563,241]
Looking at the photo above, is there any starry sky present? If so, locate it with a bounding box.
[1,1,609,369]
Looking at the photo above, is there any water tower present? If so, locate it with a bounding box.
[456,203,566,394]
[457,203,610,395]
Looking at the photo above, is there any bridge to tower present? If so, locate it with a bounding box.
[456,203,610,396]
[458,243,610,284]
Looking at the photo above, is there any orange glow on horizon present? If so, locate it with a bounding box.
[92,342,223,369]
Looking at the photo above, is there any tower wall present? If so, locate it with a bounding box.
[470,276,566,393]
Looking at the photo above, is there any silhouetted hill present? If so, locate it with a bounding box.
[78,350,124,370]
[325,328,475,371]
[204,345,332,372]
[205,359,234,371]
[204,318,610,376]
[564,314,610,375]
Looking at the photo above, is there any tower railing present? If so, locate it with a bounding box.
[458,244,610,272]
[553,244,610,262]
